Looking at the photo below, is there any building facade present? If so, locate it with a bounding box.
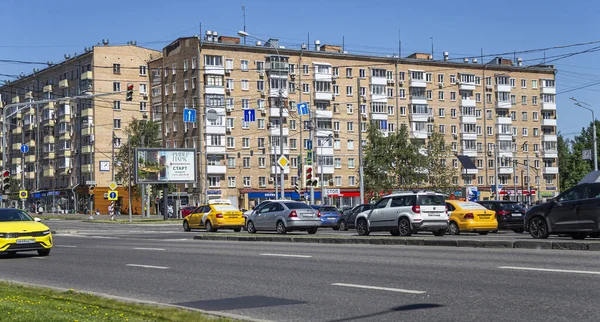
[150,32,559,209]
[0,43,160,213]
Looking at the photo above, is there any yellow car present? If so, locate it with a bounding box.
[446,200,498,235]
[0,209,53,257]
[183,199,244,232]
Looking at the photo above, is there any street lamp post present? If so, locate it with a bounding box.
[320,134,333,205]
[239,31,286,199]
[571,98,598,171]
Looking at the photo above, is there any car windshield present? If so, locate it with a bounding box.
[320,206,339,212]
[212,205,238,211]
[284,202,313,210]
[456,202,487,210]
[500,203,526,212]
[363,204,373,210]
[418,195,446,206]
[0,209,33,222]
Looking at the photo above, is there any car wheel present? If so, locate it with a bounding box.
[247,221,257,234]
[205,221,217,232]
[529,217,549,239]
[183,220,191,232]
[478,232,489,236]
[332,225,340,231]
[307,228,318,234]
[433,229,446,236]
[398,218,412,236]
[276,221,287,234]
[390,229,400,236]
[233,228,241,233]
[512,228,524,234]
[339,220,347,231]
[571,232,587,240]
[356,219,370,236]
[37,249,50,256]
[448,222,460,235]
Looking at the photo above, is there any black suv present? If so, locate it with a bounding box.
[478,201,526,233]
[338,204,373,231]
[524,182,600,239]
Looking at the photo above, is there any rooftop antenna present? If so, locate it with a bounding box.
[398,29,402,58]
[430,37,434,60]
[342,36,345,52]
[241,3,246,45]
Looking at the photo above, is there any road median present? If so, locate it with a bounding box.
[193,234,600,251]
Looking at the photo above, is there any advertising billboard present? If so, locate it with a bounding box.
[134,148,197,184]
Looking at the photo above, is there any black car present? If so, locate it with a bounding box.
[478,201,526,233]
[524,182,600,240]
[338,204,373,231]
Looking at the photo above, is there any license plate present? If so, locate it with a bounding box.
[328,217,336,220]
[428,213,441,216]
[303,213,314,217]
[512,213,522,217]
[16,239,35,244]
[479,216,490,219]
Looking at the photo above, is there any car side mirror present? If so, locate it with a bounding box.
[34,217,42,222]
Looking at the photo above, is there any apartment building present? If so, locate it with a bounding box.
[0,42,160,212]
[150,32,558,209]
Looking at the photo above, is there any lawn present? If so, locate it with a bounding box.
[83,219,183,224]
[0,282,233,322]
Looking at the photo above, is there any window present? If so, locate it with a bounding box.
[359,69,366,78]
[226,137,235,148]
[171,83,177,94]
[475,93,481,102]
[302,83,310,93]
[346,86,353,96]
[183,60,188,72]
[522,128,528,136]
[113,64,121,74]
[335,176,342,186]
[346,68,352,78]
[259,157,266,168]
[333,67,339,77]
[243,157,250,168]
[522,95,527,105]
[289,138,297,149]
[426,73,432,82]
[228,177,236,187]
[450,92,456,101]
[224,58,233,71]
[438,74,444,84]
[113,101,121,110]
[388,105,394,115]
[532,80,538,89]
[242,137,250,148]
[522,112,528,121]
[113,82,121,92]
[140,102,147,111]
[450,75,456,84]
[346,104,353,114]
[303,65,309,75]
[241,80,249,91]
[533,128,539,137]
[521,79,527,88]
[400,106,406,115]
[172,63,176,75]
[427,90,432,100]
[476,109,482,118]
[439,125,445,133]
[511,111,517,120]
[451,109,456,118]
[487,126,493,135]
[257,80,264,91]
[348,140,354,150]
[533,112,539,121]
[347,122,354,132]
[256,61,264,72]
[259,177,266,188]
[333,85,340,96]
[510,78,516,87]
[387,88,394,98]
[226,79,234,90]
[438,91,444,100]
[348,158,355,168]
[243,177,251,187]
[486,93,492,103]
[399,89,406,99]
[241,60,249,71]
[334,158,342,169]
[113,119,121,129]
[438,108,445,117]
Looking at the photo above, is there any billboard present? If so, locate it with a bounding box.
[134,148,197,184]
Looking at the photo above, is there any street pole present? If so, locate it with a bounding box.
[513,157,517,202]
[572,99,598,171]
[527,154,531,207]
[320,135,333,205]
[298,48,304,201]
[494,144,499,200]
[127,132,132,221]
[358,77,365,204]
[140,135,145,217]
[197,30,205,205]
[310,109,315,203]
[21,117,25,210]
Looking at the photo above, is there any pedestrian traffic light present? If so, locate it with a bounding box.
[1,170,10,194]
[126,83,134,101]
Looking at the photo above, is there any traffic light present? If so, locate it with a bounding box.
[1,170,10,195]
[126,83,134,101]
[304,165,318,187]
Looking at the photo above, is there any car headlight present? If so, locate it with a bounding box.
[42,230,51,235]
[0,233,5,238]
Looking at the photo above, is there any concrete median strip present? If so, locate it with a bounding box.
[192,234,600,252]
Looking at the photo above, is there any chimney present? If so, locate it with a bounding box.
[517,57,523,66]
[314,40,321,51]
[443,52,449,61]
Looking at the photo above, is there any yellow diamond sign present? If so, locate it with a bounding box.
[108,181,118,191]
[277,155,289,169]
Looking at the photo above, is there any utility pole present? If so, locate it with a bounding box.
[513,157,517,202]
[197,28,205,204]
[140,135,145,217]
[494,144,499,200]
[127,132,132,222]
[572,99,597,171]
[298,48,304,201]
[358,77,364,204]
[527,154,531,207]
[320,135,333,204]
[21,117,25,211]
[278,57,285,200]
[310,109,315,203]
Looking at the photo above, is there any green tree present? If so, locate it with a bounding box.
[363,124,396,196]
[425,131,458,195]
[390,124,426,190]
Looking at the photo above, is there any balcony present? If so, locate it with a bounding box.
[316,165,335,175]
[82,127,93,136]
[204,65,225,75]
[59,132,71,141]
[269,107,288,117]
[462,149,478,158]
[410,113,430,123]
[25,155,36,163]
[43,118,55,127]
[207,165,227,174]
[316,129,333,137]
[82,145,93,154]
[11,127,22,135]
[82,164,92,173]
[315,110,333,119]
[542,134,557,142]
[371,113,387,121]
[464,168,478,175]
[270,166,290,174]
[498,167,513,175]
[371,93,388,103]
[25,172,35,180]
[269,146,290,155]
[81,71,93,80]
[411,130,428,139]
[269,127,289,137]
[25,91,33,100]
[43,85,53,93]
[12,142,22,150]
[318,147,334,155]
[410,97,428,105]
[541,86,556,95]
[459,82,476,91]
[11,157,21,165]
[496,101,511,109]
[544,166,559,175]
[43,136,55,144]
[205,125,226,135]
[59,114,71,122]
[410,78,427,88]
[496,84,511,92]
[205,86,225,95]
[81,108,93,117]
[45,152,55,159]
[541,102,556,111]
[59,79,69,88]
[497,117,512,125]
[59,149,72,157]
[461,133,477,141]
[460,115,477,124]
[269,88,288,98]
[43,168,55,177]
[12,96,20,104]
[461,98,476,107]
[371,77,387,86]
[206,145,226,154]
[542,118,557,127]
[543,149,558,158]
[315,92,333,101]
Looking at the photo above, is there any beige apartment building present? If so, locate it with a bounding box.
[150,32,558,209]
[0,42,160,212]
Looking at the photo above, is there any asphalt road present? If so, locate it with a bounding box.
[2,234,600,321]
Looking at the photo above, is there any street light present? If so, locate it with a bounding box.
[320,134,334,205]
[571,97,598,171]
[238,31,286,199]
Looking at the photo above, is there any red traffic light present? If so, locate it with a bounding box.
[2,171,9,177]
[127,84,134,91]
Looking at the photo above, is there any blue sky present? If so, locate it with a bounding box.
[1,0,599,135]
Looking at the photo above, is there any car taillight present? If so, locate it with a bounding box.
[445,206,448,214]
[288,210,298,218]
[463,213,474,220]
[215,213,223,218]
[317,210,321,217]
[412,205,421,214]
[497,210,510,216]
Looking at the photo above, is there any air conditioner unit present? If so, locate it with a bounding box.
[226,89,231,94]
[268,122,274,129]
[399,81,404,87]
[269,177,274,183]
[259,70,265,77]
[387,79,394,84]
[438,83,443,89]
[74,149,79,154]
[334,132,339,138]
[226,127,232,133]
[290,74,296,80]
[142,112,148,119]
[428,117,435,123]
[226,106,234,112]
[453,134,458,139]
[487,151,492,157]
[225,68,232,74]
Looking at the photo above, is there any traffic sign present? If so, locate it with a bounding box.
[243,109,256,122]
[306,150,313,165]
[183,108,197,123]
[19,190,27,199]
[20,145,29,153]
[297,102,309,115]
[277,155,289,169]
[583,149,592,160]
[108,190,118,201]
[108,181,118,191]
[306,140,313,151]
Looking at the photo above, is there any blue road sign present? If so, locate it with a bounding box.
[307,139,313,151]
[183,108,197,123]
[297,102,309,115]
[108,191,118,200]
[20,145,29,153]
[243,109,256,122]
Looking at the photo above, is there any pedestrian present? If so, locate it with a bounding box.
[37,204,43,216]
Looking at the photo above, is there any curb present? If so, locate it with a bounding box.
[193,234,600,252]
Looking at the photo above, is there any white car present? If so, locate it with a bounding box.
[355,191,448,236]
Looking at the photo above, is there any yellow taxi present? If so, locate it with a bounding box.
[183,199,245,232]
[446,200,498,235]
[0,209,53,257]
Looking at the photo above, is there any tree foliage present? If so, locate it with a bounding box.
[425,131,459,195]
[558,121,600,191]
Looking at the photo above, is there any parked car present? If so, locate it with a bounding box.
[525,181,600,239]
[338,204,373,231]
[0,209,52,257]
[355,191,448,236]
[478,201,527,233]
[446,200,498,235]
[180,206,198,218]
[183,199,245,232]
[246,201,320,234]
[311,205,342,229]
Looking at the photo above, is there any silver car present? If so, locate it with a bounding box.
[246,201,320,234]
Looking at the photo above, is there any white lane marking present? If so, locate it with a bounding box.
[331,283,426,294]
[55,245,77,248]
[499,266,600,275]
[259,253,312,258]
[125,264,170,270]
[32,257,47,260]
[89,236,120,239]
[133,247,166,251]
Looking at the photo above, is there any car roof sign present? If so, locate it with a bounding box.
[208,199,232,205]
